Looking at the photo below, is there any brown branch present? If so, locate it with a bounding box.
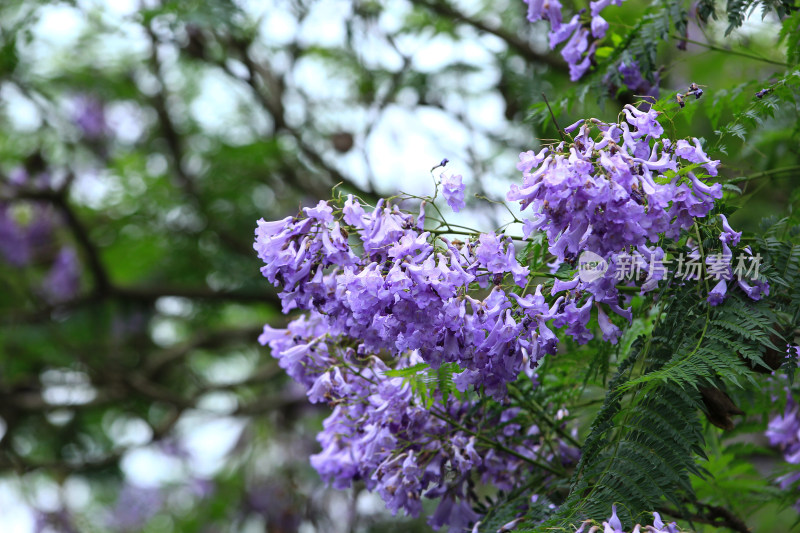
[10,187,111,294]
[114,285,281,306]
[656,503,750,533]
[218,37,380,202]
[233,391,307,416]
[53,193,111,294]
[144,324,268,376]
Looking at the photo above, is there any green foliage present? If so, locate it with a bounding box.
[780,11,800,65]
[384,362,462,408]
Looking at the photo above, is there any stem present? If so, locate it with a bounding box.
[725,165,800,184]
[508,384,581,448]
[670,33,788,67]
[429,408,565,477]
[541,93,567,142]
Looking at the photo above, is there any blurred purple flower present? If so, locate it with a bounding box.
[42,247,81,302]
[616,61,660,99]
[246,480,302,531]
[106,484,162,531]
[34,508,79,533]
[0,204,32,266]
[0,202,55,267]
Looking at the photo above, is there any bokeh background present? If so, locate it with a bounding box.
[0,0,794,531]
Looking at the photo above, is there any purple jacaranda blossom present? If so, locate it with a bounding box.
[737,278,769,300]
[561,27,589,66]
[517,147,549,173]
[553,297,595,344]
[473,233,530,287]
[256,193,586,400]
[707,279,727,306]
[569,53,593,81]
[675,138,720,176]
[440,173,465,212]
[549,14,581,48]
[574,506,684,532]
[527,0,564,27]
[0,204,32,266]
[417,200,426,230]
[590,0,624,16]
[527,0,628,81]
[510,111,722,263]
[596,304,621,344]
[767,393,800,451]
[525,0,546,21]
[623,104,664,137]
[343,194,366,227]
[591,14,609,38]
[718,214,742,246]
[259,309,580,531]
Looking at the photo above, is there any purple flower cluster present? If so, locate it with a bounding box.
[253,105,766,527]
[574,505,685,532]
[766,392,800,511]
[508,105,771,317]
[256,196,576,397]
[260,312,579,531]
[510,105,721,262]
[525,0,624,80]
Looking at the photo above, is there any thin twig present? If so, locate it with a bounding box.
[541,93,566,142]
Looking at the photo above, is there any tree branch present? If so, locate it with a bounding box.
[412,0,566,72]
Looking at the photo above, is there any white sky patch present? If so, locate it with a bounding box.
[178,415,248,477]
[189,69,250,134]
[69,169,121,210]
[292,55,352,102]
[296,0,352,47]
[0,85,42,133]
[258,7,298,46]
[107,416,154,448]
[78,0,140,17]
[0,480,35,532]
[366,104,475,196]
[106,101,149,144]
[121,448,185,487]
[197,352,257,386]
[32,4,85,44]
